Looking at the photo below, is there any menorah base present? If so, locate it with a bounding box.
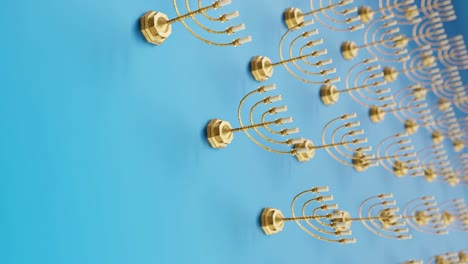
[261,208,285,235]
[438,98,451,111]
[442,211,455,227]
[393,160,408,177]
[412,87,427,101]
[284,7,304,29]
[352,151,369,172]
[293,139,315,162]
[432,132,444,144]
[453,140,464,152]
[423,167,437,182]
[404,120,419,135]
[320,84,339,105]
[383,67,398,83]
[378,209,399,229]
[369,106,385,123]
[250,56,273,82]
[341,41,358,60]
[140,11,172,45]
[414,211,430,226]
[331,210,352,231]
[206,119,234,148]
[358,6,375,23]
[446,175,460,187]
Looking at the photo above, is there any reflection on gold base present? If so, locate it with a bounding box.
[393,160,408,177]
[140,11,172,45]
[383,67,398,83]
[378,209,398,229]
[414,211,430,226]
[250,56,273,82]
[331,210,352,231]
[206,119,234,148]
[412,87,427,101]
[453,140,464,152]
[352,151,369,172]
[442,211,455,227]
[424,167,437,182]
[404,120,419,135]
[369,106,385,123]
[261,208,285,235]
[284,7,304,29]
[432,132,444,144]
[438,98,451,111]
[320,84,339,105]
[294,140,315,162]
[358,6,374,23]
[341,41,358,60]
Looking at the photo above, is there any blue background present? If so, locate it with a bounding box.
[0,0,466,263]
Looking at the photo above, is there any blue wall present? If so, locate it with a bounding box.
[0,0,466,263]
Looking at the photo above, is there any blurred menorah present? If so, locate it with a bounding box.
[354,133,422,176]
[206,84,315,162]
[297,113,374,168]
[405,250,468,264]
[436,198,468,232]
[424,99,462,144]
[283,0,363,31]
[341,14,409,61]
[320,58,392,107]
[403,196,450,235]
[250,20,339,84]
[261,189,411,241]
[417,144,449,182]
[382,46,438,86]
[415,0,456,22]
[260,186,356,244]
[436,35,468,70]
[140,0,252,46]
[357,0,416,24]
[369,85,432,135]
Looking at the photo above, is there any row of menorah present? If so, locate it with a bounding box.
[260,187,467,243]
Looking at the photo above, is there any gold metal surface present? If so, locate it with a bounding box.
[341,41,358,60]
[369,105,385,123]
[206,119,234,148]
[320,84,339,105]
[283,8,304,29]
[404,120,419,135]
[140,11,172,45]
[250,56,273,82]
[358,6,374,23]
[261,208,285,235]
[432,132,444,145]
[293,139,315,162]
[383,67,398,83]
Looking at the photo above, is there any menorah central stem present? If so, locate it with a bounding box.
[167,3,217,24]
[313,140,356,149]
[367,154,412,161]
[230,120,277,132]
[339,83,375,93]
[271,51,324,67]
[357,38,390,49]
[303,3,340,16]
[282,215,328,221]
[348,216,379,221]
[386,105,418,113]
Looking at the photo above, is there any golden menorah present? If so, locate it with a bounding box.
[261,189,411,241]
[283,0,363,31]
[368,84,429,130]
[250,21,339,84]
[206,84,314,162]
[436,199,468,232]
[417,0,456,22]
[437,35,468,70]
[341,14,408,61]
[354,133,422,176]
[357,0,417,24]
[261,186,356,244]
[382,46,438,86]
[320,58,392,107]
[140,0,252,46]
[403,196,450,235]
[417,144,448,182]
